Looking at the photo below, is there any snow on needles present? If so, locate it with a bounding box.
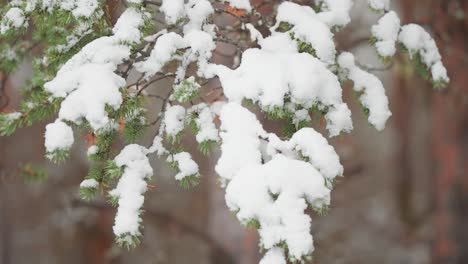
[167,152,199,181]
[109,144,153,240]
[371,11,401,57]
[44,120,74,153]
[217,103,338,262]
[368,0,390,11]
[398,24,449,83]
[274,2,337,64]
[43,8,145,151]
[338,52,392,130]
[208,32,353,137]
[226,154,330,261]
[0,7,26,34]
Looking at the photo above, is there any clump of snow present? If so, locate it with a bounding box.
[289,128,343,182]
[0,7,26,34]
[44,120,74,152]
[315,0,354,27]
[265,127,343,184]
[225,154,330,261]
[338,52,392,130]
[161,0,185,24]
[44,7,144,136]
[148,136,168,156]
[245,23,263,42]
[274,1,337,64]
[292,109,311,127]
[87,145,99,156]
[188,103,219,143]
[163,105,186,137]
[371,11,401,57]
[398,24,449,83]
[135,30,215,80]
[215,103,266,185]
[109,144,153,238]
[207,33,352,137]
[259,247,286,264]
[47,64,126,130]
[80,178,99,188]
[167,152,199,180]
[368,0,390,11]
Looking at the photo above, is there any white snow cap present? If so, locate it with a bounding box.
[167,152,199,180]
[368,0,390,11]
[44,120,74,153]
[259,247,286,264]
[398,24,449,83]
[189,103,219,143]
[225,154,330,261]
[110,144,153,237]
[0,7,26,34]
[215,103,265,184]
[316,0,354,27]
[163,105,186,137]
[208,34,352,137]
[275,1,337,64]
[338,52,392,130]
[371,11,401,57]
[44,7,145,132]
[80,178,99,188]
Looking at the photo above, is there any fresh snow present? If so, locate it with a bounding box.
[163,105,186,137]
[44,120,74,153]
[80,178,99,188]
[398,24,449,83]
[110,144,153,238]
[371,11,401,57]
[338,52,392,130]
[368,0,390,11]
[2,1,451,262]
[0,7,26,34]
[167,152,199,180]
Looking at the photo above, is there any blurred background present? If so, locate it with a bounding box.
[0,0,467,263]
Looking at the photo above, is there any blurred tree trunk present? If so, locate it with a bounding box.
[397,0,468,263]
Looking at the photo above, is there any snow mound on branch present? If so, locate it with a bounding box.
[368,0,390,11]
[44,120,74,152]
[0,7,26,34]
[167,152,199,180]
[208,33,352,137]
[259,247,286,264]
[215,103,266,185]
[398,24,449,83]
[274,1,337,64]
[110,144,153,238]
[225,154,330,261]
[371,11,401,57]
[338,52,392,130]
[135,30,215,80]
[163,105,186,137]
[266,128,344,183]
[188,103,219,143]
[44,7,144,134]
[315,0,354,27]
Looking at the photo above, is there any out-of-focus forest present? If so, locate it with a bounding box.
[0,0,466,263]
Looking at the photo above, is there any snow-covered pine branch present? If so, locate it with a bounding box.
[0,0,449,262]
